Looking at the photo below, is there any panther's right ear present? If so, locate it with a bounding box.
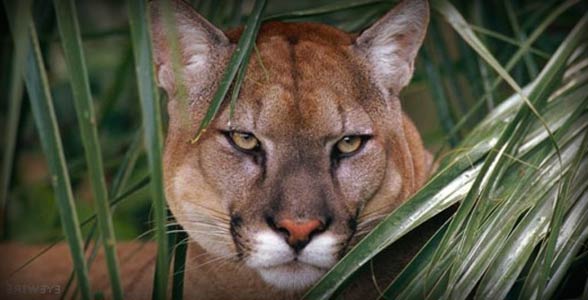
[353,0,429,98]
[149,0,230,96]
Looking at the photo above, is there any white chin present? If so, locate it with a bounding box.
[257,263,325,290]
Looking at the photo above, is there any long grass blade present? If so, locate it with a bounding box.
[432,0,552,140]
[440,12,587,299]
[4,2,92,299]
[421,47,458,146]
[471,1,495,112]
[191,0,267,143]
[380,221,449,299]
[53,0,124,298]
[428,6,584,274]
[80,174,151,229]
[475,156,587,299]
[520,129,588,300]
[468,25,550,59]
[429,20,469,122]
[62,222,99,300]
[9,172,150,282]
[263,0,388,21]
[0,0,30,239]
[447,0,579,139]
[449,110,587,299]
[127,1,169,298]
[171,230,188,300]
[388,58,587,300]
[504,0,538,78]
[97,48,134,126]
[110,130,144,198]
[226,0,243,28]
[159,0,189,124]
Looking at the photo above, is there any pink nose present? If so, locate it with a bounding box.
[276,219,325,250]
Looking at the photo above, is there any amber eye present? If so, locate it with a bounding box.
[229,131,260,151]
[335,136,364,155]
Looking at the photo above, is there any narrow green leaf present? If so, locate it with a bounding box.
[446,0,578,142]
[468,25,550,59]
[127,1,169,298]
[434,0,581,152]
[451,110,587,299]
[380,221,449,299]
[471,1,495,112]
[263,0,390,21]
[63,222,99,300]
[430,7,586,293]
[4,2,92,299]
[338,6,388,32]
[171,230,188,300]
[226,0,244,28]
[228,52,249,122]
[53,0,123,298]
[97,48,134,126]
[110,130,144,198]
[504,0,538,78]
[80,174,151,229]
[518,127,588,299]
[457,11,586,298]
[421,47,459,146]
[433,0,552,141]
[0,0,30,239]
[9,174,150,279]
[229,44,264,122]
[542,190,588,299]
[191,0,267,143]
[429,19,470,120]
[476,154,586,299]
[160,0,189,124]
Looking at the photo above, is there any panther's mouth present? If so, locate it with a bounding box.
[260,254,332,271]
[244,230,340,290]
[257,261,327,290]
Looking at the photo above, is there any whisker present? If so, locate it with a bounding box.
[166,229,231,240]
[171,204,231,220]
[180,221,230,230]
[172,248,235,277]
[180,253,239,275]
[164,219,231,231]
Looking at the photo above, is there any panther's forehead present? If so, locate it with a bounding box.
[218,22,375,142]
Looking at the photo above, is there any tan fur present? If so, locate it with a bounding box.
[0,0,433,299]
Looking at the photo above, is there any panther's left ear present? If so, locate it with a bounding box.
[354,0,429,97]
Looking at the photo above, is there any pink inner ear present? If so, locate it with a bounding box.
[149,0,229,96]
[353,0,429,97]
[156,64,175,95]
